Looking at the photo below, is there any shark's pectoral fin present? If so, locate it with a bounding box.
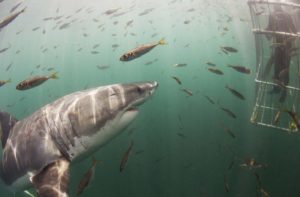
[32,158,70,197]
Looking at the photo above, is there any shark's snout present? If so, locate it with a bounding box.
[148,81,158,94]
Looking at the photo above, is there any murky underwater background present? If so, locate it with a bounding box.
[1,0,300,196]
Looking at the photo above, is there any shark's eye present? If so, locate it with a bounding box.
[136,86,144,94]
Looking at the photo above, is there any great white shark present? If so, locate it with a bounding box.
[0,81,158,197]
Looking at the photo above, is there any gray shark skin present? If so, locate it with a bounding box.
[0,81,158,195]
[0,8,25,29]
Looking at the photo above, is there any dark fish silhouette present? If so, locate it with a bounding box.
[0,44,11,53]
[204,95,215,104]
[0,8,26,29]
[59,22,71,30]
[5,62,13,71]
[125,19,133,28]
[77,158,100,196]
[75,7,84,13]
[139,8,155,16]
[221,46,238,53]
[120,38,166,61]
[221,48,229,55]
[151,33,158,38]
[144,58,158,65]
[220,107,236,119]
[120,140,134,172]
[206,62,216,67]
[103,7,120,15]
[254,172,262,187]
[91,51,99,54]
[112,43,119,47]
[182,88,193,96]
[225,128,235,138]
[10,2,22,13]
[184,20,190,24]
[96,65,110,70]
[92,44,100,49]
[16,72,58,90]
[171,76,182,85]
[32,26,40,31]
[176,133,186,138]
[220,122,235,138]
[227,64,251,74]
[207,67,223,75]
[43,17,53,21]
[225,85,245,100]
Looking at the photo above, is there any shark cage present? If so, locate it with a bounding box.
[248,0,300,132]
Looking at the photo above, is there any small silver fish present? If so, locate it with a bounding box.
[225,85,245,100]
[220,107,236,119]
[227,64,251,74]
[77,158,100,196]
[206,62,216,67]
[103,7,120,15]
[120,140,134,172]
[208,67,223,75]
[221,46,238,53]
[96,65,110,70]
[172,63,187,68]
[16,72,58,90]
[171,76,182,85]
[182,88,193,96]
[120,38,167,61]
[59,22,71,30]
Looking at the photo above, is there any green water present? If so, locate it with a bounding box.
[1,0,300,196]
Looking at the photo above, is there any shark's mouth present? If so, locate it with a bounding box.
[127,107,138,112]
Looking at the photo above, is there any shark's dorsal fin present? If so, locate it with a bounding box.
[0,111,18,148]
[32,158,70,197]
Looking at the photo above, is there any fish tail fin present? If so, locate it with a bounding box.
[158,38,167,45]
[50,72,59,79]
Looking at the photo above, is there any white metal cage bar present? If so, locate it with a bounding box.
[248,0,300,132]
